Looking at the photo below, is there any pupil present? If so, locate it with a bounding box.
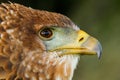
[41,28,52,38]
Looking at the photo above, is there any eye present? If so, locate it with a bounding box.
[39,28,53,39]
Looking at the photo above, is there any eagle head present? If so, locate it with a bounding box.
[0,3,102,80]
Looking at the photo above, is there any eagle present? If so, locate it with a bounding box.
[0,3,102,80]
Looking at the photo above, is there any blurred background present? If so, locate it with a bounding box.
[0,0,120,80]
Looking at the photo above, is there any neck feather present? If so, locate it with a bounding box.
[18,51,80,80]
[53,55,80,80]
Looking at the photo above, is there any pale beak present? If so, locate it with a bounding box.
[50,30,102,59]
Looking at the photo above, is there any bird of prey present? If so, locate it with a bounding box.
[0,3,102,80]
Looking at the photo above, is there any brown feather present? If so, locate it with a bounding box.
[0,3,78,80]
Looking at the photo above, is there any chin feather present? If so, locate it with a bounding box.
[54,55,80,80]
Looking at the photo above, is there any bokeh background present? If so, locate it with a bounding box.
[0,0,120,80]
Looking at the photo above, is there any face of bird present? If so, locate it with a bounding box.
[38,26,102,59]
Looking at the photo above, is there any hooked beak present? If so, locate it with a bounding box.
[50,30,102,59]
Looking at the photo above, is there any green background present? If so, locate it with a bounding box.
[0,0,120,80]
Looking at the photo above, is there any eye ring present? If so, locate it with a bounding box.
[39,28,53,40]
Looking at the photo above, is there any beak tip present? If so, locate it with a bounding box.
[97,51,102,59]
[96,42,102,59]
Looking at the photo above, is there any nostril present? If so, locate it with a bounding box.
[79,37,84,42]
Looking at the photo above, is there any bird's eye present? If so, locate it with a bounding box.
[39,28,53,39]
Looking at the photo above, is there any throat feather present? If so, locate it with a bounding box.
[53,55,80,80]
[19,51,80,80]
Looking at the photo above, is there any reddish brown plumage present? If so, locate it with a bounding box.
[0,3,79,80]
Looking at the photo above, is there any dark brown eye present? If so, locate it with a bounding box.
[39,28,53,38]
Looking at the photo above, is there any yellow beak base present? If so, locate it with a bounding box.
[50,30,102,59]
